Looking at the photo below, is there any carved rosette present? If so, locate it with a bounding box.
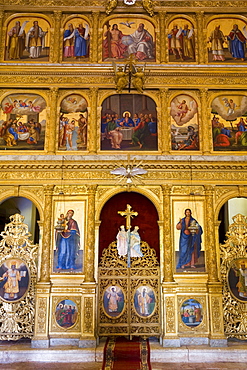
[162,184,174,282]
[40,185,54,282]
[205,185,218,282]
[85,185,97,282]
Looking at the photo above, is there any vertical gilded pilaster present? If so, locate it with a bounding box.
[91,12,99,63]
[162,184,174,282]
[52,11,62,63]
[159,11,167,63]
[47,87,59,154]
[159,88,169,154]
[40,185,54,282]
[0,11,5,62]
[88,87,98,154]
[84,185,97,282]
[200,88,211,154]
[196,11,205,64]
[205,185,218,282]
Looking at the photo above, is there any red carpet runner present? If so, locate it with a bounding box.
[102,336,152,370]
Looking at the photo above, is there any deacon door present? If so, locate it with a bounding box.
[98,204,160,338]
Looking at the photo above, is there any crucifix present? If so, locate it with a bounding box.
[118,204,138,267]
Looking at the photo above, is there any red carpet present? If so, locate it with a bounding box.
[102,336,151,370]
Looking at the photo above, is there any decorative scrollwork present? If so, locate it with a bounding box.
[220,213,247,340]
[99,241,159,269]
[98,239,160,337]
[0,214,37,340]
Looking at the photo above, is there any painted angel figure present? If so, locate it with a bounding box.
[170,97,198,126]
[114,65,128,93]
[132,65,145,93]
[222,97,237,116]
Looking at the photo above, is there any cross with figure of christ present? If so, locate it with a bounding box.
[118,204,138,267]
[118,204,138,230]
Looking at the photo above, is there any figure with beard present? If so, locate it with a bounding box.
[176,209,203,269]
[26,21,47,59]
[127,23,154,60]
[8,21,26,60]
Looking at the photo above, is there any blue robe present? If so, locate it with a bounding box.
[56,218,80,270]
[228,30,246,59]
[176,216,203,269]
[74,28,87,57]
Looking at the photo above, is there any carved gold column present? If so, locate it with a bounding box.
[52,11,62,63]
[79,285,96,347]
[200,88,211,154]
[159,88,169,154]
[40,185,54,282]
[47,87,58,154]
[159,11,167,63]
[162,184,174,282]
[204,185,226,346]
[91,12,99,63]
[204,185,218,282]
[196,11,205,64]
[84,185,97,282]
[161,185,179,345]
[0,11,5,62]
[88,87,98,154]
[32,185,53,347]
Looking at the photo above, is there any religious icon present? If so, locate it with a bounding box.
[5,17,50,61]
[211,94,247,151]
[180,298,203,327]
[0,93,46,150]
[53,201,85,273]
[103,285,125,318]
[207,19,247,63]
[134,285,155,317]
[55,299,78,328]
[175,204,205,273]
[101,94,158,151]
[0,258,29,303]
[102,18,155,62]
[228,258,247,302]
[59,94,88,151]
[116,225,143,258]
[62,18,90,62]
[167,19,195,62]
[170,94,199,151]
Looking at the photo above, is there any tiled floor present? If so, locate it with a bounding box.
[1,363,247,370]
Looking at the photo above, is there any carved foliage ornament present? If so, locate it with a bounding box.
[220,214,247,339]
[0,214,37,340]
